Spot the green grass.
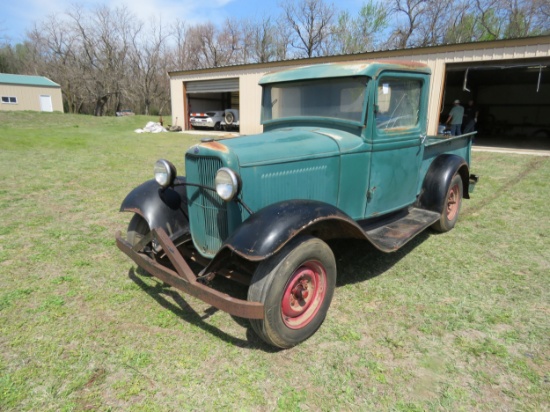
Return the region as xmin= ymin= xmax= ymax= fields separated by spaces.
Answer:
xmin=1 ymin=111 xmax=549 ymax=411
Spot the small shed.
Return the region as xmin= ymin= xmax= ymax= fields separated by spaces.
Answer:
xmin=0 ymin=73 xmax=64 ymax=112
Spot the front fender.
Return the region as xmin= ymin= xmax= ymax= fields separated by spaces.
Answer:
xmin=418 ymin=154 xmax=470 ymax=214
xmin=120 ymin=177 xmax=189 ymax=239
xmin=215 ymin=199 xmax=365 ymax=262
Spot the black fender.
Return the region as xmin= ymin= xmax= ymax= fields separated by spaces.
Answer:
xmin=120 ymin=177 xmax=189 ymax=240
xmin=210 ymin=200 xmax=366 ymax=267
xmin=418 ymin=154 xmax=470 ymax=214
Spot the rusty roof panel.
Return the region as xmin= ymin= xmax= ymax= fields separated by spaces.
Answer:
xmin=258 ymin=60 xmax=430 ymax=85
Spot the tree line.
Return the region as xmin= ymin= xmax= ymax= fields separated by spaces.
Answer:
xmin=1 ymin=0 xmax=548 ymax=116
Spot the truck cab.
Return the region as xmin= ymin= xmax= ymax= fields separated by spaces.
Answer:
xmin=116 ymin=60 xmax=477 ymax=348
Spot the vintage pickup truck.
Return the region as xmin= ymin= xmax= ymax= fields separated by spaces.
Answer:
xmin=116 ymin=60 xmax=478 ymax=348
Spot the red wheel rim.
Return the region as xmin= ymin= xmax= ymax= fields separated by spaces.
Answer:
xmin=446 ymin=183 xmax=460 ymax=221
xmin=281 ymin=261 xmax=327 ymax=329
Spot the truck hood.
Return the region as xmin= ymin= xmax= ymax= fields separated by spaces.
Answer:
xmin=220 ymin=127 xmax=362 ymax=167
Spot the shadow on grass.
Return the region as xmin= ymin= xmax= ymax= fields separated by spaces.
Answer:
xmin=127 ymin=268 xmax=280 ymax=353
xmin=330 ymin=230 xmax=431 ymax=287
xmin=126 ymin=230 xmax=433 ymax=350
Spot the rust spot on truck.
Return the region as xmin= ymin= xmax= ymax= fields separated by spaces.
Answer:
xmin=381 ymin=59 xmax=427 ymax=68
xmin=201 ymin=141 xmax=229 ymax=153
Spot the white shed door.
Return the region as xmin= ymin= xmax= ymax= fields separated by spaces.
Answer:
xmin=40 ymin=95 xmax=53 ymax=112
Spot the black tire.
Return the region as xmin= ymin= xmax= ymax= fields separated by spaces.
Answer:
xmin=432 ymin=174 xmax=463 ymax=233
xmin=248 ymin=236 xmax=336 ymax=348
xmin=214 ymin=122 xmax=221 ymax=131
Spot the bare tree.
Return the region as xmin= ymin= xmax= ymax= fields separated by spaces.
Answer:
xmin=130 ymin=17 xmax=171 ymax=115
xmin=473 ymin=0 xmax=548 ymax=40
xmin=65 ymin=5 xmax=141 ymax=116
xmin=330 ymin=0 xmax=389 ymax=54
xmin=183 ymin=21 xmax=241 ymax=69
xmin=387 ymin=0 xmax=429 ymax=48
xmin=0 ymin=42 xmax=32 ymax=74
xmin=219 ymin=18 xmax=243 ymax=65
xmin=274 ymin=16 xmax=293 ymax=61
xmin=474 ymin=0 xmax=504 ymax=39
xmin=444 ymin=9 xmax=482 ymax=43
xmin=280 ymin=0 xmax=336 ymax=58
xmin=501 ymin=0 xmax=543 ymax=37
xmin=537 ymin=0 xmax=550 ymax=25
xmin=242 ymin=16 xmax=279 ymax=63
xmin=168 ymin=18 xmax=191 ymax=70
xmin=414 ymin=0 xmax=457 ymax=46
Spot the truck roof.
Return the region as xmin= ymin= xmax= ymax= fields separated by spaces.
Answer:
xmin=259 ymin=60 xmax=431 ymax=85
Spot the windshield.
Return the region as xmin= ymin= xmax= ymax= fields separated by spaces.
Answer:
xmin=262 ymin=77 xmax=368 ymax=124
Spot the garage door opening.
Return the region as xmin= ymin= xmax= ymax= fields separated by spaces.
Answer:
xmin=441 ymin=59 xmax=550 ymax=150
xmin=184 ymin=78 xmax=239 ymax=132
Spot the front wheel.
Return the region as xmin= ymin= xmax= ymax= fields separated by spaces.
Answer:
xmin=127 ymin=214 xmax=151 ymax=250
xmin=127 ymin=214 xmax=156 ymax=275
xmin=432 ymin=173 xmax=463 ymax=232
xmin=248 ymin=236 xmax=336 ymax=349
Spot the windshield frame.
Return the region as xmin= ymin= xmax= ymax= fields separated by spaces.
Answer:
xmin=261 ymin=76 xmax=369 ymax=127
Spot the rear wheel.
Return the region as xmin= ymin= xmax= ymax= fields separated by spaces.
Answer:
xmin=432 ymin=174 xmax=463 ymax=232
xmin=248 ymin=236 xmax=336 ymax=349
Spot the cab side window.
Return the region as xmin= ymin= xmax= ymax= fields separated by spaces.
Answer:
xmin=376 ymin=78 xmax=422 ymax=130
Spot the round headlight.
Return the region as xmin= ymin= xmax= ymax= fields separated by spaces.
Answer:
xmin=154 ymin=159 xmax=176 ymax=188
xmin=215 ymin=168 xmax=239 ymax=201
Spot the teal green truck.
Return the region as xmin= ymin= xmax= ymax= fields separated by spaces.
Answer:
xmin=116 ymin=60 xmax=478 ymax=348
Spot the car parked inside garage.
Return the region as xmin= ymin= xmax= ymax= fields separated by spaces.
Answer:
xmin=190 ymin=111 xmax=225 ymax=130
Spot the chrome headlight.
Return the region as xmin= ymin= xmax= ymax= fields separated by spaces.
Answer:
xmin=215 ymin=168 xmax=239 ymax=201
xmin=154 ymin=159 xmax=176 ymax=188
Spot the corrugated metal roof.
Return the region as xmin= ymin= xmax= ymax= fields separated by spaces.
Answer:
xmin=0 ymin=73 xmax=60 ymax=88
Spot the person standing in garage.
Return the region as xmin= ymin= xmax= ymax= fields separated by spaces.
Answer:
xmin=446 ymin=99 xmax=465 ymax=136
xmin=462 ymin=100 xmax=479 ymax=134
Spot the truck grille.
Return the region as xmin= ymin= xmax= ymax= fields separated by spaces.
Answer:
xmin=185 ymin=155 xmax=228 ymax=257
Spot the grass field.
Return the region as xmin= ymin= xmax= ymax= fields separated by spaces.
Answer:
xmin=1 ymin=111 xmax=548 ymax=411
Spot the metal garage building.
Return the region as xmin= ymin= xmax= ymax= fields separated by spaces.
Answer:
xmin=0 ymin=74 xmax=64 ymax=113
xmin=169 ymin=35 xmax=550 ymax=148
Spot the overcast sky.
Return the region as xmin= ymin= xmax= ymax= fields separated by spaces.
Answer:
xmin=1 ymin=0 xmax=367 ymax=44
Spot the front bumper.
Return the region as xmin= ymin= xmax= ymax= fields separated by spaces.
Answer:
xmin=115 ymin=227 xmax=264 ymax=319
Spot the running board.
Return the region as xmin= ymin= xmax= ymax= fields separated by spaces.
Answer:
xmin=360 ymin=208 xmax=441 ymax=252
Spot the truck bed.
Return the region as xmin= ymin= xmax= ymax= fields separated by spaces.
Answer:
xmin=419 ymin=132 xmax=475 ymax=187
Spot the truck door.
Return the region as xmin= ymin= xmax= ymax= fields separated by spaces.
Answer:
xmin=365 ymin=73 xmax=428 ymax=217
